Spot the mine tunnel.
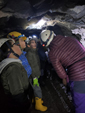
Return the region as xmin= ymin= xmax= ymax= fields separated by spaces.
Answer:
xmin=0 ymin=0 xmax=85 ymax=113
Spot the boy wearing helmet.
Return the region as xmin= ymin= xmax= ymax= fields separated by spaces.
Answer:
xmin=8 ymin=31 xmax=47 ymax=112
xmin=7 ymin=31 xmax=32 ymax=78
xmin=0 ymin=38 xmax=31 ymax=113
xmin=25 ymin=38 xmax=47 ymax=111
xmin=40 ymin=30 xmax=85 ymax=113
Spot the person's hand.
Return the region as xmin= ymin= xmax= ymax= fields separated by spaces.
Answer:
xmin=62 ymin=78 xmax=67 ymax=86
xmin=33 ymin=78 xmax=39 ymax=87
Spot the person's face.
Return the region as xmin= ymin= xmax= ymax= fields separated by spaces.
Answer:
xmin=19 ymin=38 xmax=26 ymax=49
xmin=30 ymin=40 xmax=37 ymax=49
xmin=11 ymin=41 xmax=22 ymax=56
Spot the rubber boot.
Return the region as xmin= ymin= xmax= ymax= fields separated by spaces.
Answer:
xmin=35 ymin=97 xmax=47 ymax=111
xmin=32 ymin=98 xmax=43 ymax=103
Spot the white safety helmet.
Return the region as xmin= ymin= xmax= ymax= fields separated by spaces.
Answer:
xmin=25 ymin=36 xmax=37 ymax=45
xmin=40 ymin=30 xmax=54 ymax=47
xmin=0 ymin=38 xmax=15 ymax=48
xmin=25 ymin=37 xmax=30 ymax=44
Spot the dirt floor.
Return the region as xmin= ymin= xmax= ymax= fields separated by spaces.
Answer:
xmin=31 ymin=70 xmax=75 ymax=113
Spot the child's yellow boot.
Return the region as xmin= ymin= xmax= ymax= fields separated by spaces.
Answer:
xmin=35 ymin=97 xmax=47 ymax=111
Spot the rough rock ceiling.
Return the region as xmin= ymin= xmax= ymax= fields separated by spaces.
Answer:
xmin=0 ymin=0 xmax=85 ymax=42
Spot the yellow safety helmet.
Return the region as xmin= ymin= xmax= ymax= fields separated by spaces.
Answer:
xmin=7 ymin=31 xmax=27 ymax=41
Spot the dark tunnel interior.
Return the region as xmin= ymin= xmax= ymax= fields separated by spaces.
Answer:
xmin=0 ymin=0 xmax=85 ymax=113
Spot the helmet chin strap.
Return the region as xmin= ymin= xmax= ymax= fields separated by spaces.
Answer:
xmin=6 ymin=42 xmax=19 ymax=58
xmin=13 ymin=52 xmax=19 ymax=58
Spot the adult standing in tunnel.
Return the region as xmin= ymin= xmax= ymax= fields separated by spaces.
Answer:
xmin=40 ymin=30 xmax=85 ymax=113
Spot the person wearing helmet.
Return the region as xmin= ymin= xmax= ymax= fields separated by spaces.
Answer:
xmin=0 ymin=38 xmax=31 ymax=113
xmin=40 ymin=30 xmax=85 ymax=113
xmin=25 ymin=37 xmax=47 ymax=86
xmin=24 ymin=38 xmax=47 ymax=112
xmin=7 ymin=31 xmax=32 ymax=78
xmin=7 ymin=31 xmax=27 ymax=45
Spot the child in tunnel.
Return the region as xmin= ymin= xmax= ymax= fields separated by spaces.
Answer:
xmin=0 ymin=38 xmax=31 ymax=113
xmin=37 ymin=39 xmax=47 ymax=86
xmin=7 ymin=31 xmax=47 ymax=112
xmin=24 ymin=37 xmax=48 ymax=112
xmin=7 ymin=31 xmax=32 ymax=79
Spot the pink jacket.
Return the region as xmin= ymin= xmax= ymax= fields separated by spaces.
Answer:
xmin=49 ymin=35 xmax=85 ymax=81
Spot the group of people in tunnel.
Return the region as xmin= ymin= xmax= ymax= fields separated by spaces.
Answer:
xmin=0 ymin=31 xmax=47 ymax=113
xmin=0 ymin=29 xmax=85 ymax=113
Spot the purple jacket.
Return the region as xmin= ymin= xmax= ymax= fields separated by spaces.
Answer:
xmin=49 ymin=35 xmax=85 ymax=81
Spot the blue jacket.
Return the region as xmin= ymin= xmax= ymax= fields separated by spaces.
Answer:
xmin=19 ymin=51 xmax=32 ymax=78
